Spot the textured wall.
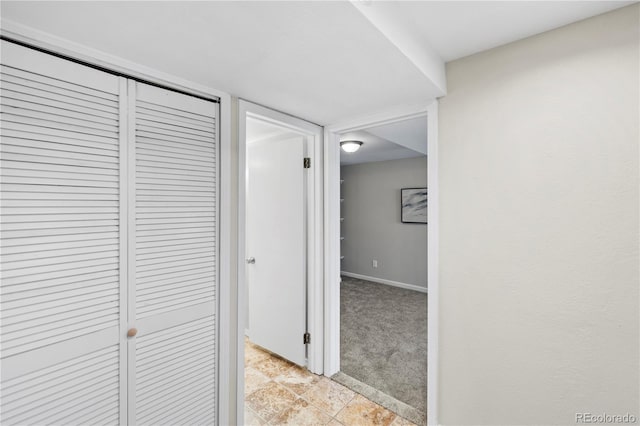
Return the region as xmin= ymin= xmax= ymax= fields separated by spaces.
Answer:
xmin=341 ymin=156 xmax=427 ymax=288
xmin=438 ymin=5 xmax=639 ymax=425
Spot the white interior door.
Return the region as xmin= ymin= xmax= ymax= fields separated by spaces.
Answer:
xmin=247 ymin=134 xmax=307 ymax=366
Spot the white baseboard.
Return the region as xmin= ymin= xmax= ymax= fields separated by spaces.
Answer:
xmin=340 ymin=271 xmax=427 ymax=293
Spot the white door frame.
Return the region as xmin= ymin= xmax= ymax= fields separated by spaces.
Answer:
xmin=237 ymin=100 xmax=324 ymax=426
xmin=0 ymin=21 xmax=234 ymax=426
xmin=324 ymin=101 xmax=439 ymax=426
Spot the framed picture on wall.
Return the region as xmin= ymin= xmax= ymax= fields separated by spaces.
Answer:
xmin=401 ymin=188 xmax=427 ymax=224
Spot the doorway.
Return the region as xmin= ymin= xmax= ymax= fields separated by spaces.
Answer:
xmin=337 ymin=116 xmax=428 ymax=424
xmin=324 ymin=103 xmax=440 ymax=426
xmin=237 ymin=100 xmax=324 ymax=425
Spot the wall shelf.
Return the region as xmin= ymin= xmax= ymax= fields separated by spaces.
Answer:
xmin=341 ymin=178 xmax=345 ymax=261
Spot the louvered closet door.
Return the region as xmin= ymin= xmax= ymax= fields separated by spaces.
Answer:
xmin=0 ymin=40 xmax=126 ymax=425
xmin=130 ymin=81 xmax=218 ymax=426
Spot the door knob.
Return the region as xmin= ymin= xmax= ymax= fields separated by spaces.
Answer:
xmin=246 ymin=257 xmax=255 ymax=264
xmin=127 ymin=328 xmax=138 ymax=337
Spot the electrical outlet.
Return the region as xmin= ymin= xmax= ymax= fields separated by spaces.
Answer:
xmin=372 ymin=260 xmax=378 ymax=268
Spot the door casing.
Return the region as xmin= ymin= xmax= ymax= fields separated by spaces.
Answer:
xmin=237 ymin=99 xmax=324 ymax=426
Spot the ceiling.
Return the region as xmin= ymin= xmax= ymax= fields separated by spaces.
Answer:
xmin=1 ymin=1 xmax=634 ymax=126
xmin=394 ymin=1 xmax=635 ymax=62
xmin=0 ymin=1 xmax=433 ymax=125
xmin=340 ymin=116 xmax=427 ymax=166
xmin=366 ymin=117 xmax=427 ymax=156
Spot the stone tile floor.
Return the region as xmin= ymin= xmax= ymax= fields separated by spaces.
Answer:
xmin=244 ymin=338 xmax=417 ymax=426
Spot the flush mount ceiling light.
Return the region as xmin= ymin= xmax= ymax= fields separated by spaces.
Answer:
xmin=340 ymin=140 xmax=363 ymax=153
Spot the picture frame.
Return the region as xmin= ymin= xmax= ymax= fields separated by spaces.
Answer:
xmin=401 ymin=187 xmax=427 ymax=224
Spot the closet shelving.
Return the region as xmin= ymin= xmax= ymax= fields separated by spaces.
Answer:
xmin=340 ymin=179 xmax=345 ymax=262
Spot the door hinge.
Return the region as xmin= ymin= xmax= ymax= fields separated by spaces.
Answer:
xmin=304 ymin=332 xmax=311 ymax=344
xmin=303 ymin=157 xmax=311 ymax=169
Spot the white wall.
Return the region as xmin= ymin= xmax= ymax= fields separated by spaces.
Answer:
xmin=438 ymin=5 xmax=639 ymax=425
xmin=340 ymin=156 xmax=427 ymax=289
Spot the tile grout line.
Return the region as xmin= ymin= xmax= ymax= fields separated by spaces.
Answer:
xmin=294 ymin=379 xmax=342 ymax=423
xmin=329 ymin=388 xmax=357 ymax=423
xmin=299 ymin=385 xmax=353 ymax=424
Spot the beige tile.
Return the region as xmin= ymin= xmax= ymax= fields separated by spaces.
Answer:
xmin=246 ymin=381 xmax=298 ymax=422
xmin=252 ymin=353 xmax=295 ymax=379
xmin=335 ymin=394 xmax=396 ymax=426
xmin=391 ymin=416 xmax=418 ymax=426
xmin=245 ymin=366 xmax=272 ymax=396
xmin=245 ymin=406 xmax=268 ymax=425
xmin=302 ymin=377 xmax=356 ymax=417
xmin=327 ymin=420 xmax=343 ymax=426
xmin=274 ymin=365 xmax=321 ymax=396
xmin=245 ymin=342 xmax=272 ymax=366
xmin=268 ymin=398 xmax=333 ymax=425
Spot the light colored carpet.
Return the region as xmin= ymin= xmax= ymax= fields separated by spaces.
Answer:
xmin=339 ymin=275 xmax=427 ymax=416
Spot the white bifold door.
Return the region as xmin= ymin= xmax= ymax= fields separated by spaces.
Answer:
xmin=0 ymin=40 xmax=219 ymax=425
xmin=130 ymin=81 xmax=218 ymax=426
